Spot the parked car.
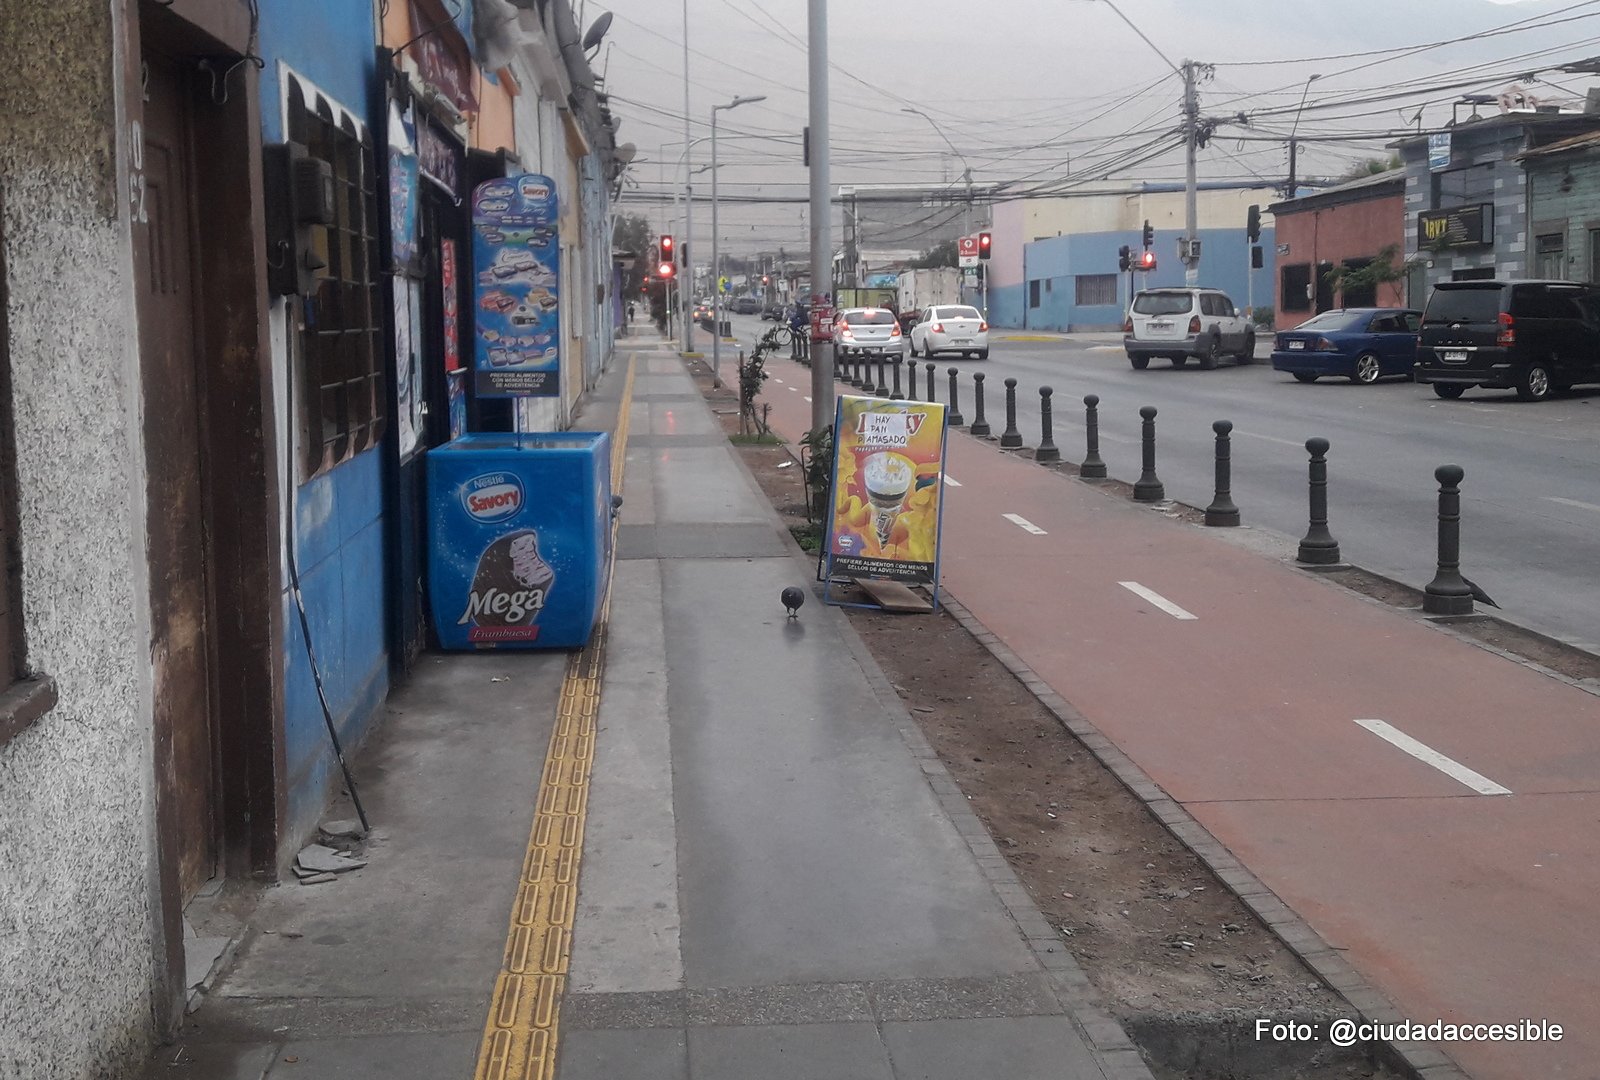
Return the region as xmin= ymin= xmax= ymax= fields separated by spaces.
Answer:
xmin=760 ymin=304 xmax=785 ymax=321
xmin=1415 ymin=279 xmax=1600 ymax=401
xmin=732 ymin=295 xmax=760 ymax=315
xmin=909 ymin=304 xmax=988 ymax=359
xmin=832 ymin=308 xmax=904 ymax=359
xmin=1124 ymin=287 xmax=1254 ymax=369
xmin=1270 ymin=308 xmax=1421 ymax=384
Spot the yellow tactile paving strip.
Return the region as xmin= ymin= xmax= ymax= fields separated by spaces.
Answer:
xmin=472 ymin=357 xmax=634 ymax=1080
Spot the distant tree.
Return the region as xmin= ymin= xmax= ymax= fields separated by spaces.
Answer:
xmin=614 ymin=212 xmax=652 ymax=294
xmin=1338 ymin=154 xmax=1403 ymax=181
xmin=908 ymin=239 xmax=958 ymax=269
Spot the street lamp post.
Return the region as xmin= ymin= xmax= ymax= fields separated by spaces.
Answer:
xmin=711 ymin=94 xmax=766 ymax=388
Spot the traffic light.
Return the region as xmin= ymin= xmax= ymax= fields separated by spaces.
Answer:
xmin=1138 ymin=250 xmax=1157 ymax=272
xmin=762 ymin=275 xmax=770 ymax=285
xmin=660 ymin=234 xmax=674 ymax=260
xmin=978 ymin=232 xmax=992 ymax=260
xmin=1118 ymin=245 xmax=1131 ymax=272
xmin=657 ymin=260 xmax=676 ymax=279
xmin=1246 ymin=205 xmax=1261 ymax=244
xmin=1251 ymin=245 xmax=1264 ymax=270
xmin=1142 ymin=220 xmax=1154 ymax=249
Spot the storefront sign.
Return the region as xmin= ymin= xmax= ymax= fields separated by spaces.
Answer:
xmin=1428 ymin=132 xmax=1452 ymax=172
xmin=441 ymin=237 xmax=461 ymax=372
xmin=472 ymin=174 xmax=561 ymax=397
xmin=823 ymin=396 xmax=949 ymax=586
xmin=1418 ymin=203 xmax=1493 ymax=250
xmin=418 ymin=121 xmax=459 ymax=196
xmin=407 ymin=5 xmax=478 ymax=115
xmin=809 ymin=293 xmax=835 ymax=343
xmin=387 ymin=101 xmax=420 ymax=270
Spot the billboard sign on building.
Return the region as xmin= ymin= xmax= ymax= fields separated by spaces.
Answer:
xmin=1428 ymin=132 xmax=1452 ymax=171
xmin=1418 ymin=204 xmax=1493 ymax=250
xmin=472 ymin=174 xmax=561 ymax=397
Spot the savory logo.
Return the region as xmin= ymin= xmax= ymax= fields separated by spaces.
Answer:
xmin=462 ymin=472 xmax=524 ymax=522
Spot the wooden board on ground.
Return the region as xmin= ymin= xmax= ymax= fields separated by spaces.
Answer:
xmin=854 ymin=578 xmax=932 ymax=613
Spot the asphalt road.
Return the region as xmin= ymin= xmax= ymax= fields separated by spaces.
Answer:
xmin=716 ymin=313 xmax=1600 ymax=648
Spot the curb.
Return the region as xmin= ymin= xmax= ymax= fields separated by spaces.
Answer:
xmin=934 ymin=590 xmax=1472 ymax=1080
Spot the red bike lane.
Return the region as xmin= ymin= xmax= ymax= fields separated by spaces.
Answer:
xmin=756 ymin=356 xmax=1600 ymax=1080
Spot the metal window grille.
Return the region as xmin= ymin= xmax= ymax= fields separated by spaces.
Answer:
xmin=1074 ymin=274 xmax=1117 ymax=306
xmin=1028 ymin=280 xmax=1041 ymax=308
xmin=288 ymin=82 xmax=385 ymax=479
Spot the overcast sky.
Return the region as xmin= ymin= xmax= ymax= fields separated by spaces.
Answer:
xmin=593 ymin=0 xmax=1597 ymax=258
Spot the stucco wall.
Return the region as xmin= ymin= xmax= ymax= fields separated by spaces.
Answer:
xmin=0 ymin=1 xmax=158 ymax=1077
xmin=1526 ymin=150 xmax=1600 ymax=282
xmin=1272 ymin=193 xmax=1406 ymax=330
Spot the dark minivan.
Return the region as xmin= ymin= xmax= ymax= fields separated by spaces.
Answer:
xmin=1415 ymin=280 xmax=1600 ymax=401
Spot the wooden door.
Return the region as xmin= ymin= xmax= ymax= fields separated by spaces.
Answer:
xmin=138 ymin=53 xmax=218 ymax=900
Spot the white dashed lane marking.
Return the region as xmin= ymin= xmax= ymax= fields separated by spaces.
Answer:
xmin=1118 ymin=581 xmax=1198 ymax=620
xmin=942 ymin=474 xmax=962 ymax=487
xmin=1354 ymin=719 xmax=1512 ymax=796
xmin=1548 ymin=496 xmax=1600 ymax=514
xmin=1003 ymin=513 xmax=1047 ymax=535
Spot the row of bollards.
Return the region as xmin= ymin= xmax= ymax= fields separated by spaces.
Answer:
xmin=814 ymin=348 xmax=1483 ymax=617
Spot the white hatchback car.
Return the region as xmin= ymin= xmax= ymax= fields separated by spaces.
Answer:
xmin=1123 ymin=287 xmax=1255 ymax=370
xmin=910 ymin=305 xmax=989 ymax=360
xmin=831 ymin=308 xmax=904 ymax=359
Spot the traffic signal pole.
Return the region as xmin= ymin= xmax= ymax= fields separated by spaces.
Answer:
xmin=807 ymin=0 xmax=832 ymax=434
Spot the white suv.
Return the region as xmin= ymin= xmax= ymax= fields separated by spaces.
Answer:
xmin=1124 ymin=288 xmax=1255 ymax=370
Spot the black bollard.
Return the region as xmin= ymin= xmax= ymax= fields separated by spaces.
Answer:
xmin=1079 ymin=394 xmax=1107 ymax=480
xmin=947 ymin=367 xmax=965 ymax=426
xmin=853 ymin=350 xmax=865 ymax=388
xmin=970 ymin=372 xmax=992 ymax=436
xmin=907 ymin=357 xmax=919 ymax=399
xmin=1423 ymin=464 xmax=1475 ymax=615
xmin=890 ymin=355 xmax=905 ymax=400
xmin=843 ymin=348 xmax=857 ymax=387
xmin=1205 ymin=421 xmax=1240 ymax=527
xmin=1296 ymin=437 xmax=1341 ymax=564
xmin=1133 ymin=406 xmax=1165 ymax=501
xmin=1036 ymin=387 xmax=1061 ymax=464
xmin=926 ymin=363 xmax=937 ymax=404
xmin=875 ymin=355 xmax=889 ymax=397
xmin=1000 ymin=378 xmax=1024 ymax=449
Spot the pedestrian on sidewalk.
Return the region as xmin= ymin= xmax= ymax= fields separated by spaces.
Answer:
xmin=627 ymin=300 xmax=635 ymax=323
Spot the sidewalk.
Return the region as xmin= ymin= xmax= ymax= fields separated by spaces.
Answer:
xmin=140 ymin=336 xmax=1149 ymax=1080
xmin=752 ymin=348 xmax=1600 ymax=1080
xmin=556 ymin=341 xmax=1147 ymax=1079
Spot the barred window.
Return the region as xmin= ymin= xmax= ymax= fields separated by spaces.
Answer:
xmin=287 ymin=80 xmax=385 ymax=479
xmin=1075 ymin=274 xmax=1117 ymax=306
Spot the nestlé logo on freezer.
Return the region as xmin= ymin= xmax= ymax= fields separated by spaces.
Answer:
xmin=463 ymin=472 xmax=524 ymax=522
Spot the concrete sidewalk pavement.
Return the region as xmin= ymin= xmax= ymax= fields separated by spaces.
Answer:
xmin=556 ymin=341 xmax=1149 ymax=1079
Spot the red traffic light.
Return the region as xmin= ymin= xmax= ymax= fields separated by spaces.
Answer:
xmin=1138 ymin=250 xmax=1157 ymax=271
xmin=657 ymin=261 xmax=676 ymax=278
xmin=660 ymin=234 xmax=674 ymax=254
xmin=978 ymin=231 xmax=992 ymax=259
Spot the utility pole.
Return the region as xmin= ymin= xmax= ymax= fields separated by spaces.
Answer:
xmin=1285 ymin=137 xmax=1298 ymax=200
xmin=1182 ymin=59 xmax=1200 ymax=286
xmin=680 ymin=0 xmax=693 ymax=353
xmin=807 ymin=0 xmax=832 ymax=433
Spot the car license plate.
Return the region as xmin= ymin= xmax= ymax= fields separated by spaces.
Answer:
xmin=1288 ymin=340 xmax=1305 ymax=350
xmin=952 ymin=337 xmax=972 ymax=345
xmin=1443 ymin=350 xmax=1468 ymax=363
xmin=1149 ymin=321 xmax=1171 ymax=330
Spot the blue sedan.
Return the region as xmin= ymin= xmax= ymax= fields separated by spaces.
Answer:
xmin=1271 ymin=308 xmax=1421 ymax=384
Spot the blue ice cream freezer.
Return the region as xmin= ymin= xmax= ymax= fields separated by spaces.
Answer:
xmin=427 ymin=432 xmax=613 ymax=650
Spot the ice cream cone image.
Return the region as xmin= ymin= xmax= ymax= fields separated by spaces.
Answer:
xmin=862 ymin=451 xmax=915 ymax=548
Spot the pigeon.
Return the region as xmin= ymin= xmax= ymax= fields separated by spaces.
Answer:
xmin=781 ymin=586 xmax=806 ymax=619
xmin=1462 ymin=575 xmax=1499 ymax=608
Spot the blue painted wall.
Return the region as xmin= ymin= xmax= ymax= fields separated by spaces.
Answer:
xmin=997 ymin=226 xmax=1278 ymax=331
xmin=256 ymin=0 xmax=391 ymax=849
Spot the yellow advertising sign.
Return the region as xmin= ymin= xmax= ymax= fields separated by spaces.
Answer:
xmin=825 ymin=395 xmax=949 ymax=585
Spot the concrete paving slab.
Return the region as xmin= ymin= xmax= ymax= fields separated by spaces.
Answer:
xmin=214 ymin=652 xmax=561 ymax=1001
xmin=263 ymin=1030 xmax=478 ymax=1078
xmin=556 ymin=1028 xmax=689 ymax=1080
xmin=650 ymin=447 xmax=772 ymax=526
xmin=139 ymin=1042 xmax=278 ymax=1080
xmin=662 ymin=556 xmax=1038 ymax=987
xmin=880 ymin=1016 xmax=1109 ymax=1080
xmin=632 ymin=372 xmax=699 ymax=397
xmin=687 ymin=1022 xmax=894 ymax=1080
